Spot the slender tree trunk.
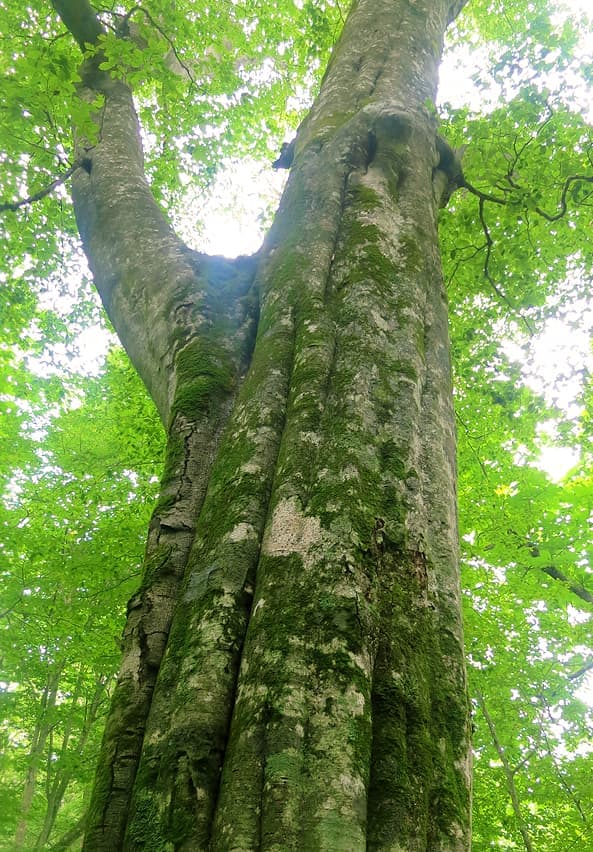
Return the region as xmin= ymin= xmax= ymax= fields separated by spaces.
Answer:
xmin=52 ymin=0 xmax=472 ymax=848
xmin=49 ymin=812 xmax=87 ymax=851
xmin=34 ymin=675 xmax=109 ymax=850
xmin=14 ymin=664 xmax=63 ymax=850
xmin=477 ymin=693 xmax=534 ymax=852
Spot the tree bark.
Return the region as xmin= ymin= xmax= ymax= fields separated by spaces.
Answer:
xmin=53 ymin=0 xmax=472 ymax=848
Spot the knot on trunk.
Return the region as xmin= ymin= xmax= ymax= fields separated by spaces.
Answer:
xmin=433 ymin=135 xmax=466 ymax=207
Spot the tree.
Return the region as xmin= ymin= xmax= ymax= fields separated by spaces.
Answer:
xmin=0 ymin=352 xmax=164 ymax=851
xmin=2 ymin=0 xmax=593 ymax=849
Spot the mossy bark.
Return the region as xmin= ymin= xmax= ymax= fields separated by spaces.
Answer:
xmin=54 ymin=0 xmax=472 ymax=849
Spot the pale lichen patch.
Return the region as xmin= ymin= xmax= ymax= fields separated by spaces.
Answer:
xmin=225 ymin=522 xmax=258 ymax=543
xmin=370 ymin=307 xmax=393 ymax=333
xmin=344 ymin=684 xmax=366 ymax=716
xmin=262 ymin=497 xmax=323 ymax=567
xmin=300 ymin=430 xmax=321 ymax=446
xmin=348 ymin=648 xmax=373 ymax=677
xmin=240 ymin=461 xmax=261 ymax=475
xmin=337 ymin=773 xmax=365 ymax=796
xmin=332 ymin=579 xmax=358 ymax=599
xmin=253 ymin=597 xmax=266 ymax=615
xmin=118 ymin=646 xmax=142 ymax=683
xmin=278 ymin=686 xmax=306 ymax=717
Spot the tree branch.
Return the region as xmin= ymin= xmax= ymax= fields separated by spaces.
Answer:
xmin=462 ymin=169 xmax=593 ymax=224
xmin=538 ymin=698 xmax=590 ymax=825
xmin=0 ymin=161 xmax=83 ymax=213
xmin=568 ymin=659 xmax=593 ymax=681
xmin=477 ymin=196 xmax=529 ymax=320
xmin=50 ymin=0 xmax=104 ymax=51
xmin=49 ymin=0 xmax=208 ymax=423
xmin=541 ymin=565 xmax=593 ymax=606
xmin=461 ymin=178 xmax=506 ymax=206
xmin=48 ymin=811 xmax=87 ymax=850
xmin=509 ymin=530 xmax=593 ymax=608
xmin=447 ymin=0 xmax=471 ymax=24
xmin=533 ymin=174 xmax=593 ymax=222
xmin=474 ymin=195 xmax=535 ymax=333
xmin=461 ymin=98 xmax=591 ymax=222
xmin=122 ymin=5 xmax=198 ymax=85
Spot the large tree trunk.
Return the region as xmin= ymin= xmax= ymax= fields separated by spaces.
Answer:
xmin=53 ymin=0 xmax=472 ymax=848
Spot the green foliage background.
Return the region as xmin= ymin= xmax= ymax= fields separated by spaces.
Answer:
xmin=1 ymin=0 xmax=593 ymax=847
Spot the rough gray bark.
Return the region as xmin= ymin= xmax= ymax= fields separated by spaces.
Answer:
xmin=53 ymin=0 xmax=472 ymax=848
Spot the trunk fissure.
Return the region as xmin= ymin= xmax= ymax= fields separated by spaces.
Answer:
xmin=84 ymin=399 xmax=234 ymax=849
xmin=122 ymin=282 xmax=298 ymax=848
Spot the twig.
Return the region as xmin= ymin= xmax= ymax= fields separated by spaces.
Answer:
xmin=462 ymin=178 xmax=506 ymax=206
xmin=476 ymin=195 xmax=535 ymax=334
xmin=533 ymin=174 xmax=593 ymax=221
xmin=463 ymin=168 xmax=593 ymax=224
xmin=0 ymin=161 xmax=83 ymax=213
xmin=121 ymin=4 xmax=197 ymax=86
xmin=477 ymin=691 xmax=535 ymax=852
xmin=334 ymin=0 xmax=346 ymax=25
xmin=541 ymin=564 xmax=593 ymax=606
xmin=568 ymin=659 xmax=593 ymax=681
xmin=455 ymin=410 xmax=489 ymax=479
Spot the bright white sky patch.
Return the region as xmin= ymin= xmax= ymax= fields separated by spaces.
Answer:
xmin=500 ymin=299 xmax=593 ymax=480
xmin=176 ymin=157 xmax=286 ymax=257
xmin=25 ymin=323 xmax=112 ymax=379
xmin=440 ymin=0 xmax=593 ymax=116
xmin=537 ymin=444 xmax=579 ymax=480
xmin=502 ymin=309 xmax=593 ymax=418
xmin=528 ymin=314 xmax=593 ymax=413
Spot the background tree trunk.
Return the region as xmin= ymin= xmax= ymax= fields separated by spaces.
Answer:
xmin=52 ymin=0 xmax=472 ymax=848
xmin=33 ymin=675 xmax=109 ymax=850
xmin=13 ymin=663 xmax=63 ymax=850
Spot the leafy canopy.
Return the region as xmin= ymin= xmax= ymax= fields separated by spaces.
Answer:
xmin=1 ymin=0 xmax=593 ymax=848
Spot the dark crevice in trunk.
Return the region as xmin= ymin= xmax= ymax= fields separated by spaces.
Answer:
xmin=121 ymin=277 xmax=298 ymax=847
xmin=206 ymin=558 xmax=270 ymax=845
xmin=206 ymin=311 xmax=299 ymax=844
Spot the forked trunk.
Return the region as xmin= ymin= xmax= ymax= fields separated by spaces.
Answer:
xmin=54 ymin=0 xmax=472 ymax=848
